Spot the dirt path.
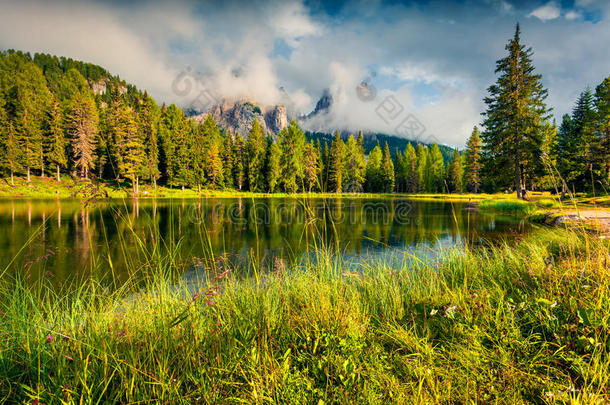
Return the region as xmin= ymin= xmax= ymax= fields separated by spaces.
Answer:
xmin=557 ymin=209 xmax=610 ymax=234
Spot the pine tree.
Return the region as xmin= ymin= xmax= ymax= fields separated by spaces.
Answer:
xmin=267 ymin=138 xmax=282 ymax=192
xmin=221 ymin=130 xmax=234 ymax=189
xmin=403 ymin=143 xmax=417 ymax=193
xmin=427 ymin=144 xmax=445 ymax=192
xmin=343 ymin=134 xmax=366 ymax=192
xmin=328 ymin=131 xmax=345 ymax=192
xmin=115 ymin=105 xmax=145 ymax=193
xmin=481 ymin=24 xmax=551 ymax=198
xmin=448 ymin=149 xmax=463 ymax=193
xmin=415 ymin=144 xmax=428 ymax=192
xmin=247 ymin=119 xmax=266 ymax=192
xmin=44 ymin=99 xmax=68 ymax=182
xmin=365 ymin=144 xmax=383 ymax=192
xmin=140 ymin=94 xmax=161 ymax=188
xmin=67 ymin=90 xmax=99 ymax=179
xmin=595 ymin=77 xmax=610 ymax=187
xmin=463 ymin=126 xmax=482 ymax=193
xmin=381 ymin=142 xmax=395 ymax=193
xmin=233 ymin=133 xmax=246 ymax=190
xmin=15 ymin=62 xmax=52 ymax=181
xmin=280 ymin=120 xmax=306 ymax=193
xmin=303 ymin=141 xmax=321 ymax=192
xmin=205 ymin=141 xmax=224 ymax=189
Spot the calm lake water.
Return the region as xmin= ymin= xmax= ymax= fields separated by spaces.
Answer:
xmin=0 ymin=198 xmax=532 ymax=288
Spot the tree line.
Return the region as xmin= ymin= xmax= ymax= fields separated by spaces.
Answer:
xmin=0 ymin=50 xmax=470 ymax=194
xmin=0 ymin=25 xmax=608 ymax=198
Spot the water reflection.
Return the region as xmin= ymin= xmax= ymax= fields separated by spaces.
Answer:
xmin=0 ymin=198 xmax=531 ymax=288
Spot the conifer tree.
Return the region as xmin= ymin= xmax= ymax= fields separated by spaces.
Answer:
xmin=381 ymin=141 xmax=395 ymax=193
xmin=427 ymin=144 xmax=445 ymax=192
xmin=67 ymin=90 xmax=99 ymax=179
xmin=464 ymin=126 xmax=482 ymax=193
xmin=365 ymin=144 xmax=383 ymax=192
xmin=415 ymin=144 xmax=428 ymax=192
xmin=481 ymin=24 xmax=551 ymax=198
xmin=303 ymin=141 xmax=321 ymax=192
xmin=448 ymin=149 xmax=463 ymax=193
xmin=595 ymin=77 xmax=610 ymax=186
xmin=205 ymin=141 xmax=224 ymax=189
xmin=247 ymin=119 xmax=266 ymax=192
xmin=403 ymin=143 xmax=417 ymax=193
xmin=140 ymin=95 xmax=161 ymax=188
xmin=15 ymin=62 xmax=51 ymax=181
xmin=267 ymin=138 xmax=282 ymax=192
xmin=343 ymin=134 xmax=366 ymax=192
xmin=115 ymin=105 xmax=145 ymax=193
xmin=328 ymin=131 xmax=345 ymax=192
xmin=233 ymin=133 xmax=246 ymax=190
xmin=280 ymin=120 xmax=306 ymax=193
xmin=44 ymin=99 xmax=67 ymax=182
xmin=221 ymin=130 xmax=234 ymax=189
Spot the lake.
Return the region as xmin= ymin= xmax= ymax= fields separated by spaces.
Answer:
xmin=0 ymin=197 xmax=532 ymax=288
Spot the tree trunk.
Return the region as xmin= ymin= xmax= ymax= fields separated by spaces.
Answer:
xmin=10 ymin=170 xmax=14 ymax=186
xmin=56 ymin=164 xmax=61 ymax=182
xmin=153 ymin=177 xmax=157 ymax=190
xmin=181 ymin=184 xmax=185 ymax=191
xmin=27 ymin=167 xmax=31 ymax=183
xmin=514 ymin=157 xmax=523 ymax=199
xmin=198 ymin=183 xmax=201 ymax=193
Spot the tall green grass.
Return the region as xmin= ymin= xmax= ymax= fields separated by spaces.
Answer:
xmin=0 ymin=225 xmax=608 ymax=403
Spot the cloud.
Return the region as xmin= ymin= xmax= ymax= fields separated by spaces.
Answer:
xmin=0 ymin=0 xmax=608 ymax=148
xmin=528 ymin=2 xmax=561 ymax=21
xmin=564 ymin=10 xmax=582 ymax=20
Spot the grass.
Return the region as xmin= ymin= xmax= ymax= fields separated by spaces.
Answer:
xmin=0 ymin=175 xmax=562 ymax=202
xmin=0 ymin=222 xmax=609 ymax=402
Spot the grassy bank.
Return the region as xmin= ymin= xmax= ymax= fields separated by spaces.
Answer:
xmin=0 ymin=176 xmax=563 ymax=203
xmin=1 ymin=227 xmax=609 ymax=403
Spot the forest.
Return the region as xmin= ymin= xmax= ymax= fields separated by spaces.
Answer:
xmin=0 ymin=25 xmax=608 ymax=198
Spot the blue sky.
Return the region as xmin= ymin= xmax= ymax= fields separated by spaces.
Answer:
xmin=0 ymin=0 xmax=608 ymax=146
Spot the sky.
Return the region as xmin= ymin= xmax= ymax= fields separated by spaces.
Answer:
xmin=0 ymin=0 xmax=608 ymax=147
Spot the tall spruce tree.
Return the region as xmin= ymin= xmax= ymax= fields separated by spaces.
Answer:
xmin=481 ymin=24 xmax=551 ymax=198
xmin=67 ymin=90 xmax=99 ymax=179
xmin=464 ymin=126 xmax=482 ymax=193
xmin=415 ymin=144 xmax=428 ymax=193
xmin=303 ymin=141 xmax=322 ymax=192
xmin=15 ymin=62 xmax=52 ymax=181
xmin=381 ymin=142 xmax=395 ymax=193
xmin=343 ymin=134 xmax=366 ymax=192
xmin=328 ymin=131 xmax=345 ymax=193
xmin=365 ymin=144 xmax=383 ymax=192
xmin=247 ymin=119 xmax=266 ymax=192
xmin=595 ymin=77 xmax=610 ymax=186
xmin=403 ymin=143 xmax=417 ymax=193
xmin=44 ymin=99 xmax=68 ymax=182
xmin=427 ymin=144 xmax=445 ymax=192
xmin=448 ymin=149 xmax=463 ymax=193
xmin=267 ymin=137 xmax=282 ymax=192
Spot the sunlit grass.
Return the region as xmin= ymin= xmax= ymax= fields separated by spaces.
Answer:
xmin=0 ymin=224 xmax=608 ymax=403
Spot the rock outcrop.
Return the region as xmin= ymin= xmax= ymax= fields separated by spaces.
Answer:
xmin=193 ymin=99 xmax=289 ymax=137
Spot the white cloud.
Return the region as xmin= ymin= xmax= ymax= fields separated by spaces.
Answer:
xmin=0 ymin=0 xmax=608 ymax=148
xmin=564 ymin=10 xmax=582 ymax=20
xmin=528 ymin=2 xmax=561 ymax=21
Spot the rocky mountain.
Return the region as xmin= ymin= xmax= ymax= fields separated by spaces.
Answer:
xmin=192 ymin=99 xmax=289 ymax=136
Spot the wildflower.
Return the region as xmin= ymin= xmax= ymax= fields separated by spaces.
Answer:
xmin=45 ymin=334 xmax=54 ymax=344
xmin=429 ymin=308 xmax=438 ymax=316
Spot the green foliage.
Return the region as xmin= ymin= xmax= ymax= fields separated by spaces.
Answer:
xmin=247 ymin=119 xmax=266 ymax=192
xmin=464 ymin=126 xmax=482 ymax=193
xmin=1 ymin=228 xmax=608 ymax=402
xmin=481 ymin=24 xmax=551 ymax=198
xmin=328 ymin=131 xmax=345 ymax=193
